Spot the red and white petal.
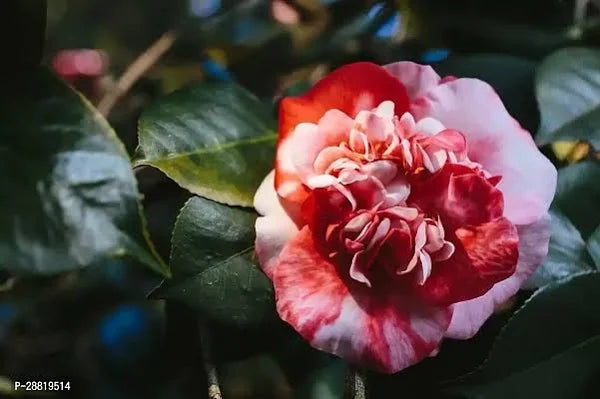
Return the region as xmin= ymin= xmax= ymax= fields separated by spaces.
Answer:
xmin=254 ymin=171 xmax=299 ymax=279
xmin=292 ymin=111 xmax=356 ymax=183
xmin=411 ymin=78 xmax=557 ymax=225
xmin=417 ymin=217 xmax=519 ymax=306
xmin=276 ymin=63 xmax=411 ymax=203
xmin=279 ymin=62 xmax=410 ymax=141
xmin=409 ymin=164 xmax=504 ymax=231
xmin=276 ymin=109 xmax=356 ymax=203
xmin=273 ymin=227 xmax=452 ymax=373
xmin=275 ymin=136 xmax=311 ymax=204
xmin=445 ymin=214 xmax=551 ymax=339
xmin=422 ymin=129 xmax=467 ymax=155
xmin=384 ymin=61 xmax=441 ymax=100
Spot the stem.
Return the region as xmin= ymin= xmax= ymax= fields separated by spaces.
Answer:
xmin=97 ymin=30 xmax=177 ymax=117
xmin=566 ymin=141 xmax=590 ymax=163
xmin=198 ymin=322 xmax=222 ymax=399
xmin=0 ymin=277 xmax=16 ymax=293
xmin=345 ymin=367 xmax=367 ymax=399
xmin=574 ymin=0 xmax=590 ymax=26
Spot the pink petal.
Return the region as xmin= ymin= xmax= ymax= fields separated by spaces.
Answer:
xmin=411 ymin=78 xmax=557 ymax=225
xmin=423 ymin=129 xmax=467 ymax=154
xmin=361 ymin=160 xmax=398 ymax=186
xmin=254 ymin=171 xmax=299 ymax=279
xmin=384 ymin=62 xmax=442 ymax=100
xmin=445 ymin=214 xmax=551 ymax=339
xmin=276 ymin=110 xmax=355 ymax=201
xmin=416 ymin=117 xmax=446 ymax=135
xmin=274 ymin=227 xmax=452 ymax=373
xmin=314 ymin=147 xmax=351 ymax=174
xmin=271 ymin=0 xmax=300 ymax=25
xmin=383 ymin=175 xmax=411 ymax=207
xmin=350 ymin=251 xmax=372 ymax=287
xmin=355 ymin=110 xmax=387 ymax=142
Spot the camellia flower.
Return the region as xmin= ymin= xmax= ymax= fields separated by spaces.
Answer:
xmin=254 ymin=62 xmax=556 ymax=373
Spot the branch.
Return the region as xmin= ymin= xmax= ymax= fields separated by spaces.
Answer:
xmin=574 ymin=0 xmax=590 ymax=25
xmin=345 ymin=367 xmax=367 ymax=399
xmin=97 ymin=30 xmax=177 ymax=117
xmin=198 ymin=322 xmax=222 ymax=399
xmin=0 ymin=277 xmax=16 ymax=293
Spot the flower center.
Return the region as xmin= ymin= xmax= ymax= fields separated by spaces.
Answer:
xmin=334 ymin=205 xmax=455 ymax=287
xmin=306 ymin=101 xmax=481 ymax=210
xmin=301 ymin=101 xmax=499 ymax=288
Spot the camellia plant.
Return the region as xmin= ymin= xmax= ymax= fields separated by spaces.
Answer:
xmin=2 ymin=1 xmax=600 ymax=398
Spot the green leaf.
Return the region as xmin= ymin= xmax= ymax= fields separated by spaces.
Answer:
xmin=0 ymin=69 xmax=168 ymax=277
xmin=587 ymin=225 xmax=600 ymax=269
xmin=448 ymin=272 xmax=600 ymax=399
xmin=536 ymin=47 xmax=600 ymax=148
xmin=152 ymin=196 xmax=275 ymax=328
xmin=135 ymin=83 xmax=277 ymax=207
xmin=526 ymin=208 xmax=592 ymax=287
xmin=553 ymin=160 xmax=600 ymax=239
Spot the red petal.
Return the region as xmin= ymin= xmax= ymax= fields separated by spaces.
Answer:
xmin=409 ymin=164 xmax=504 ymax=231
xmin=301 ymin=177 xmax=387 ymax=243
xmin=377 ymin=224 xmax=414 ymax=274
xmin=273 ymin=227 xmax=451 ymax=373
xmin=302 ymin=186 xmax=353 ymax=242
xmin=279 ymin=62 xmax=410 ymax=140
xmin=446 ymin=214 xmax=550 ymax=339
xmin=417 ymin=217 xmax=519 ymax=305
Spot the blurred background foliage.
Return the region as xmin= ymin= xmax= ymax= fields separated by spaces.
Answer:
xmin=1 ymin=0 xmax=600 ymax=398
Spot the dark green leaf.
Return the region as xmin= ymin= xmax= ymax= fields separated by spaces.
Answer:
xmin=272 ymin=331 xmax=349 ymax=399
xmin=553 ymin=160 xmax=600 ymax=238
xmin=448 ymin=272 xmax=600 ymax=399
xmin=587 ymin=225 xmax=600 ymax=269
xmin=295 ymin=357 xmax=346 ymax=399
xmin=526 ymin=208 xmax=592 ymax=288
xmin=0 ymin=69 xmax=168 ymax=276
xmin=135 ymin=83 xmax=277 ymax=207
xmin=153 ymin=196 xmax=274 ymax=328
xmin=536 ymin=47 xmax=600 ymax=148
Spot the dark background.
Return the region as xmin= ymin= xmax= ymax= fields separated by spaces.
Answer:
xmin=0 ymin=1 xmax=596 ymax=398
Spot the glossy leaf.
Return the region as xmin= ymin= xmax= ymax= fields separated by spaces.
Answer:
xmin=587 ymin=225 xmax=600 ymax=269
xmin=135 ymin=83 xmax=277 ymax=207
xmin=525 ymin=208 xmax=592 ymax=288
xmin=536 ymin=47 xmax=600 ymax=148
xmin=448 ymin=272 xmax=600 ymax=399
xmin=0 ymin=69 xmax=168 ymax=276
xmin=152 ymin=196 xmax=274 ymax=328
xmin=553 ymin=160 xmax=600 ymax=239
